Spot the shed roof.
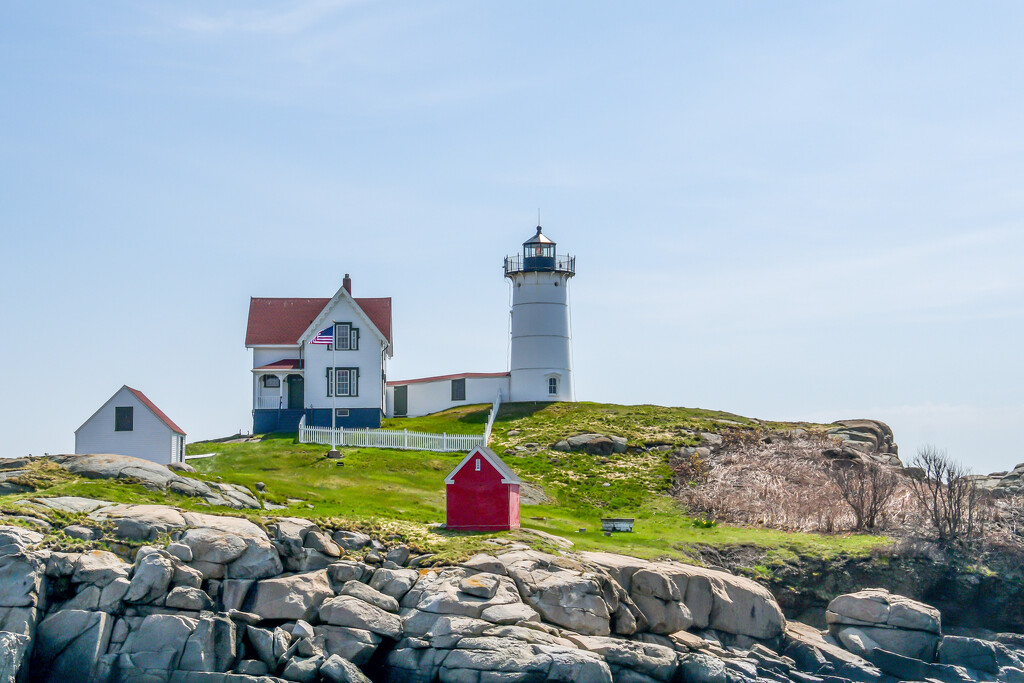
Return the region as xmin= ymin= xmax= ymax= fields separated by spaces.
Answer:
xmin=126 ymin=386 xmax=186 ymax=435
xmin=387 ymin=371 xmax=509 ymax=387
xmin=254 ymin=359 xmax=304 ymax=371
xmin=444 ymin=446 xmax=522 ymax=485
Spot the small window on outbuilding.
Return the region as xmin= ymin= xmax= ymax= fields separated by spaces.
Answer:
xmin=451 ymin=378 xmax=466 ymax=401
xmin=548 ymin=377 xmax=558 ymax=395
xmin=475 ymin=458 xmax=481 ymax=472
xmin=263 ymin=376 xmax=280 ymax=388
xmin=115 ymin=406 xmax=133 ymax=432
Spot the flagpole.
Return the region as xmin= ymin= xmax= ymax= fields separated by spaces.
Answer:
xmin=331 ymin=321 xmax=337 ymax=450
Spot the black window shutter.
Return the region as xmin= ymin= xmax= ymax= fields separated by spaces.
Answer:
xmin=326 ymin=367 xmax=332 ymax=397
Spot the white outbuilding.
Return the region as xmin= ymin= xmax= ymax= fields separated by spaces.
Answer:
xmin=74 ymin=385 xmax=186 ymax=464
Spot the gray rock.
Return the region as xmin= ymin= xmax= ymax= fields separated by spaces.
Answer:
xmin=320 ymin=596 xmax=403 ymax=639
xmin=245 ymin=626 xmax=276 ymax=668
xmin=501 ymin=552 xmax=612 ymax=635
xmin=677 ymin=652 xmax=727 ymax=683
xmin=73 ymin=550 xmax=130 ymax=587
xmin=314 ymin=626 xmax=382 ymax=667
xmin=221 ymin=579 xmax=254 ymax=612
xmin=0 ymin=554 xmax=44 ymax=609
xmin=167 ymin=542 xmax=194 ymax=562
xmin=98 ymin=577 xmax=131 ymax=612
xmin=62 ymin=524 xmax=99 ymax=541
xmin=328 ymin=561 xmax=373 ymax=586
xmin=168 ymin=461 xmax=197 ymax=473
xmin=281 ymin=654 xmax=325 ymax=683
xmin=124 ymin=552 xmax=174 ymax=604
xmin=0 ymin=631 xmax=30 ymax=683
xmin=332 ymin=530 xmax=371 ymax=551
xmin=50 ymin=454 xmax=259 ymax=508
xmin=120 ymin=614 xmax=198 ymax=666
xmin=0 ymin=526 xmax=43 ymax=549
xmin=234 ymin=660 xmax=269 ymax=676
xmin=182 ymin=527 xmax=248 ymax=565
xmin=32 ymin=610 xmax=113 ymax=683
xmin=459 ymin=573 xmax=500 ymax=599
xmin=401 ymin=567 xmax=522 ymax=621
xmin=385 ymin=546 xmax=410 ymax=566
xmin=0 ymin=606 xmax=38 ymax=636
xmin=568 ymin=635 xmax=679 ymax=682
xmin=320 ymin=654 xmax=371 ymax=683
xmin=166 ymin=586 xmax=215 ymax=611
xmin=292 ymin=619 xmax=315 ymax=640
xmin=479 ymin=603 xmax=540 ymax=625
xmin=460 ymin=554 xmax=507 ymax=576
xmin=304 ymin=531 xmax=342 ymax=558
xmin=248 ymin=569 xmax=333 ymax=621
xmin=369 ymin=567 xmax=419 ymax=601
xmin=340 ymin=580 xmax=400 ymax=613
xmin=938 ymin=635 xmax=1000 ymax=674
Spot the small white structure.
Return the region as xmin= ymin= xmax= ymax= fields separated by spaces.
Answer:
xmin=75 ymin=385 xmax=186 ymax=464
xmin=387 ymin=372 xmax=509 ymax=418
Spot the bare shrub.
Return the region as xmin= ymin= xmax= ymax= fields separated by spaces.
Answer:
xmin=908 ymin=446 xmax=991 ymax=543
xmin=828 ymin=460 xmax=901 ymax=531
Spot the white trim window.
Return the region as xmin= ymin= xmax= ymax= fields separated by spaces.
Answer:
xmin=333 ymin=323 xmax=359 ymax=351
xmin=327 ymin=367 xmax=359 ymax=397
xmin=548 ymin=377 xmax=558 ymax=395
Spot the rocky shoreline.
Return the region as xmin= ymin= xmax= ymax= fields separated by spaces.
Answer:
xmin=1 ymin=496 xmax=1023 ymax=683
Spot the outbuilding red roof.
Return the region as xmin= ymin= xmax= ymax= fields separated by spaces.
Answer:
xmin=126 ymin=386 xmax=185 ymax=435
xmin=387 ymin=371 xmax=509 ymax=387
xmin=245 ymin=296 xmax=392 ymax=346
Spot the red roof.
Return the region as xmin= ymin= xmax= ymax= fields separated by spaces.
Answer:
xmin=245 ymin=296 xmax=392 ymax=346
xmin=387 ymin=371 xmax=509 ymax=387
xmin=126 ymin=386 xmax=185 ymax=435
xmin=254 ymin=359 xmax=304 ymax=371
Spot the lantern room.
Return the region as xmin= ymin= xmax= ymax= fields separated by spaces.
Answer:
xmin=522 ymin=226 xmax=556 ymax=270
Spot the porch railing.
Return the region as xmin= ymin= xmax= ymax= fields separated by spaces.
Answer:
xmin=255 ymin=396 xmax=283 ymax=410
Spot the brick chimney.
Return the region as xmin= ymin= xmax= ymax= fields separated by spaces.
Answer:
xmin=343 ymin=274 xmax=352 ymax=294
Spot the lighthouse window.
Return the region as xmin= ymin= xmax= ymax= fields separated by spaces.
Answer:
xmin=451 ymin=378 xmax=466 ymax=401
xmin=548 ymin=377 xmax=558 ymax=395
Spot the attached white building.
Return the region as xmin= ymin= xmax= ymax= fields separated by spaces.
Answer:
xmin=386 ymin=225 xmax=575 ymax=417
xmin=245 ymin=275 xmax=393 ymax=432
xmin=75 ymin=385 xmax=186 ymax=464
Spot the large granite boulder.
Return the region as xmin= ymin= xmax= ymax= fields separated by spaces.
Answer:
xmin=32 ymin=609 xmax=113 ymax=683
xmin=827 ymin=588 xmax=940 ymax=661
xmin=0 ymin=631 xmax=30 ymax=683
xmin=400 ymin=567 xmax=522 ymax=620
xmin=48 ymin=454 xmax=259 ymax=508
xmin=247 ymin=569 xmax=333 ymax=621
xmin=582 ymin=552 xmax=785 ymax=639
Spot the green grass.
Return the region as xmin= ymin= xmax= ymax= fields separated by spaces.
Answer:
xmin=173 ymin=402 xmax=887 ymax=564
xmin=1 ymin=401 xmax=885 ymax=565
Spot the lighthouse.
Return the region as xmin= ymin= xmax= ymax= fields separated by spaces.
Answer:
xmin=504 ymin=225 xmax=576 ymax=402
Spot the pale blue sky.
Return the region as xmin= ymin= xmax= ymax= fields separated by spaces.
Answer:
xmin=2 ymin=2 xmax=1023 ymax=473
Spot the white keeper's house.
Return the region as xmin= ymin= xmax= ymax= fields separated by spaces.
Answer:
xmin=75 ymin=385 xmax=186 ymax=464
xmin=245 ymin=275 xmax=393 ymax=432
xmin=245 ymin=225 xmax=574 ymax=433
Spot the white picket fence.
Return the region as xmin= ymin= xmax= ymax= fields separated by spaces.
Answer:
xmin=298 ymin=393 xmax=503 ymax=453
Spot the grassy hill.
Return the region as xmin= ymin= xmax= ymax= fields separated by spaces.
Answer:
xmin=177 ymin=402 xmax=887 ymax=563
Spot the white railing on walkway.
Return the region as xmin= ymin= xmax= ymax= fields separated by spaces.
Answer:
xmin=483 ymin=392 xmax=502 ymax=445
xmin=298 ymin=394 xmax=503 ymax=453
xmin=255 ymin=396 xmax=282 ymax=410
xmin=299 ymin=416 xmax=485 ymax=452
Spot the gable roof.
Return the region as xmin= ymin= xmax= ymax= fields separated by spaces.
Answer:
xmin=75 ymin=385 xmax=185 ymax=436
xmin=246 ymin=294 xmax=392 ymax=347
xmin=296 ymin=285 xmax=393 ymax=358
xmin=126 ymin=386 xmax=186 ymax=435
xmin=444 ymin=446 xmax=523 ymax=485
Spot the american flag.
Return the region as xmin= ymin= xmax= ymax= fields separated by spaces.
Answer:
xmin=310 ymin=325 xmax=333 ymax=345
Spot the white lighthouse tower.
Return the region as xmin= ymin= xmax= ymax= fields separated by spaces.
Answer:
xmin=504 ymin=225 xmax=576 ymax=403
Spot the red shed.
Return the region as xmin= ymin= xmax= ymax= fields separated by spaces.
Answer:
xmin=445 ymin=446 xmax=522 ymax=531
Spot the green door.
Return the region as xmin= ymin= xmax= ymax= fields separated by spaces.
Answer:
xmin=287 ymin=375 xmax=304 ymax=410
xmin=394 ymin=385 xmax=408 ymax=417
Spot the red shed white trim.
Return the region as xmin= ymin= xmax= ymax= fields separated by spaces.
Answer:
xmin=444 ymin=446 xmax=523 ymax=485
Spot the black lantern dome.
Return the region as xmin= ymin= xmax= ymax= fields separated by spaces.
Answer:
xmin=504 ymin=224 xmax=575 ymax=277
